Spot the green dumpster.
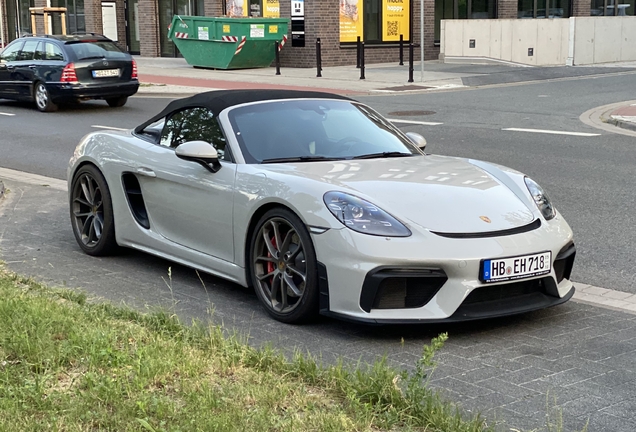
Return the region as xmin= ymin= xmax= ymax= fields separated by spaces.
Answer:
xmin=168 ymin=15 xmax=289 ymax=69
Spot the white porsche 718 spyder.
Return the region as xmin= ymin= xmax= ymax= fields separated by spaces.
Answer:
xmin=68 ymin=90 xmax=576 ymax=324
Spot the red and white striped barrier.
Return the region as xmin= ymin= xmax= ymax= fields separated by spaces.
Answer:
xmin=234 ymin=36 xmax=247 ymax=55
xmin=174 ymin=32 xmax=189 ymax=39
xmin=221 ymin=36 xmax=239 ymax=42
xmin=278 ymin=35 xmax=287 ymax=51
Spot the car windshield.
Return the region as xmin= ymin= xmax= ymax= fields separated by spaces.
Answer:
xmin=227 ymin=99 xmax=421 ymax=163
xmin=66 ymin=40 xmax=128 ymax=60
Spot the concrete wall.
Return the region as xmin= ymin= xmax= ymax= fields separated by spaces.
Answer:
xmin=441 ymin=18 xmax=569 ymax=66
xmin=441 ymin=16 xmax=636 ymax=66
xmin=573 ymin=17 xmax=636 ymax=64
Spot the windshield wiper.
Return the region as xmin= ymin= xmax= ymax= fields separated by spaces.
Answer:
xmin=261 ymin=156 xmax=344 ymax=164
xmin=352 ymin=151 xmax=415 ymax=160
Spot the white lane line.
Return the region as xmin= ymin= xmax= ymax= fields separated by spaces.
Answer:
xmin=91 ymin=125 xmax=129 ymax=131
xmin=502 ymin=127 xmax=600 ymax=137
xmin=388 ymin=119 xmax=443 ymax=126
xmin=0 ymin=112 xmax=16 ymax=116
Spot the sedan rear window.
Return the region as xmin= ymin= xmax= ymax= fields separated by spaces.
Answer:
xmin=66 ymin=41 xmax=128 ymax=60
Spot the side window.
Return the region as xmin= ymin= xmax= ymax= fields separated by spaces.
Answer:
xmin=34 ymin=42 xmax=45 ymax=60
xmin=44 ymin=43 xmax=65 ymax=61
xmin=17 ymin=40 xmax=39 ymax=61
xmin=0 ymin=41 xmax=24 ymax=62
xmin=160 ymin=107 xmax=229 ymax=161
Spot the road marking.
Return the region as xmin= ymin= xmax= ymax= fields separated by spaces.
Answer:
xmin=388 ymin=119 xmax=443 ymax=126
xmin=91 ymin=125 xmax=129 ymax=131
xmin=502 ymin=127 xmax=601 ymax=137
xmin=0 ymin=112 xmax=16 ymax=116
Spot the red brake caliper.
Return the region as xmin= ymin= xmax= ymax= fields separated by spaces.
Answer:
xmin=266 ymin=236 xmax=276 ymax=282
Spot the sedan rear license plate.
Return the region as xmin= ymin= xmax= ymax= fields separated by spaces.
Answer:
xmin=481 ymin=251 xmax=551 ymax=283
xmin=92 ymin=69 xmax=120 ymax=78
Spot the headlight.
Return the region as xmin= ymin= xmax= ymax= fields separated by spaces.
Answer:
xmin=524 ymin=177 xmax=556 ymax=220
xmin=323 ymin=191 xmax=411 ymax=237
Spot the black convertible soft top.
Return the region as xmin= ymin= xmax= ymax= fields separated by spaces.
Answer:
xmin=134 ymin=89 xmax=354 ymax=133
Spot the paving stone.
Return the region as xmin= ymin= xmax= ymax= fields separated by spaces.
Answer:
xmin=478 ymin=377 xmax=540 ymax=399
xmin=429 ymin=376 xmax=495 ymax=399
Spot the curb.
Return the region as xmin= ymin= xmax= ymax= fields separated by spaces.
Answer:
xmin=606 ymin=118 xmax=636 ymax=132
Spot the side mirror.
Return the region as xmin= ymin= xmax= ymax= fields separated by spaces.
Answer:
xmin=175 ymin=140 xmax=222 ymax=173
xmin=406 ymin=132 xmax=427 ymax=151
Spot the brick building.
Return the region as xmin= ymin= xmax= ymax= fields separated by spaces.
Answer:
xmin=1 ymin=0 xmax=633 ymax=66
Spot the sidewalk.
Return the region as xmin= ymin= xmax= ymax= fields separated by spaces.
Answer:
xmin=135 ymin=57 xmax=473 ymax=96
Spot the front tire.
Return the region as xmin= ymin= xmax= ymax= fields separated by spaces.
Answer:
xmin=70 ymin=165 xmax=118 ymax=256
xmin=34 ymin=82 xmax=58 ymax=112
xmin=249 ymin=208 xmax=319 ymax=324
xmin=106 ymin=96 xmax=128 ymax=107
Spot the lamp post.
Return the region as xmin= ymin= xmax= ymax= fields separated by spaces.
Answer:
xmin=420 ymin=0 xmax=424 ymax=81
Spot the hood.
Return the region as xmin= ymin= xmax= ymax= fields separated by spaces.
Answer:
xmin=262 ymin=155 xmax=535 ymax=234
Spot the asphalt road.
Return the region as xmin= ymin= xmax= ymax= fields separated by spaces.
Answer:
xmin=2 ymin=71 xmax=636 ymax=432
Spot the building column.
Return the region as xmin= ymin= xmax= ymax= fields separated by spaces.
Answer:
xmin=497 ymin=0 xmax=518 ymax=18
xmin=204 ymin=0 xmax=223 ymax=16
xmin=572 ymin=0 xmax=591 ymax=16
xmin=85 ymin=0 xmax=103 ymax=35
xmin=138 ymin=0 xmax=159 ymax=56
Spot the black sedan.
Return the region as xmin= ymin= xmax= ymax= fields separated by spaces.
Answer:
xmin=0 ymin=34 xmax=139 ymax=112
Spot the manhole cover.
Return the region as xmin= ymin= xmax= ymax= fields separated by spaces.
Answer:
xmin=388 ymin=110 xmax=436 ymax=116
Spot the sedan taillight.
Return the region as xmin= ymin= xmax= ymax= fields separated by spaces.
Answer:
xmin=61 ymin=63 xmax=78 ymax=83
xmin=131 ymin=59 xmax=138 ymax=79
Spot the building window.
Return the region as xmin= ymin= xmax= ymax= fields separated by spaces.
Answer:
xmin=339 ymin=0 xmax=411 ymax=44
xmin=434 ymin=0 xmax=495 ymax=42
xmin=51 ymin=0 xmax=86 ymax=34
xmin=591 ymin=0 xmax=635 ymax=15
xmin=518 ymin=0 xmax=570 ymax=18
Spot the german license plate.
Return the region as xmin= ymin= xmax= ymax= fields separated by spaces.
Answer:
xmin=481 ymin=251 xmax=551 ymax=283
xmin=92 ymin=69 xmax=120 ymax=78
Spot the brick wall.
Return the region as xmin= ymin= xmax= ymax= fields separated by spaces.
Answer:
xmin=1 ymin=0 xmax=8 ymax=44
xmin=139 ymin=0 xmax=160 ymax=56
xmin=498 ymin=0 xmax=518 ymax=18
xmin=572 ymin=0 xmax=591 ymax=16
xmin=277 ymin=0 xmax=437 ymax=68
xmin=85 ymin=0 xmax=104 ymax=36
xmin=115 ymin=0 xmax=127 ymax=50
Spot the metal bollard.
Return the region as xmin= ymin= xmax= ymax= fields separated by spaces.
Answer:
xmin=356 ymin=36 xmax=361 ymax=68
xmin=408 ymin=43 xmax=414 ymax=83
xmin=360 ymin=41 xmax=365 ymax=80
xmin=399 ymin=34 xmax=404 ymax=66
xmin=275 ymin=41 xmax=281 ymax=75
xmin=316 ymin=38 xmax=322 ymax=78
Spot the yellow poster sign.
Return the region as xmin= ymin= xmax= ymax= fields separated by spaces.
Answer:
xmin=339 ymin=0 xmax=363 ymax=42
xmin=382 ymin=0 xmax=409 ymax=41
xmin=227 ymin=0 xmax=247 ymax=17
xmin=263 ymin=0 xmax=280 ymax=17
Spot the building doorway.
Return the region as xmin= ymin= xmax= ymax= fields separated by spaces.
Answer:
xmin=125 ymin=0 xmax=140 ymax=54
xmin=158 ymin=0 xmax=203 ymax=57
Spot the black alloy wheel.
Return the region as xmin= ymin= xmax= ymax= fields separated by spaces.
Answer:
xmin=106 ymin=96 xmax=128 ymax=108
xmin=250 ymin=208 xmax=319 ymax=324
xmin=70 ymin=165 xmax=118 ymax=256
xmin=34 ymin=82 xmax=58 ymax=112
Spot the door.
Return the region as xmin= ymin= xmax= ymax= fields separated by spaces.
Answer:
xmin=158 ymin=0 xmax=196 ymax=57
xmin=135 ymin=107 xmax=237 ymax=262
xmin=0 ymin=40 xmax=25 ymax=98
xmin=125 ymin=0 xmax=140 ymax=54
xmin=13 ymin=39 xmax=41 ymax=99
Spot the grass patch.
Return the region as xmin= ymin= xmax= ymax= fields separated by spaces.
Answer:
xmin=0 ymin=266 xmax=496 ymax=431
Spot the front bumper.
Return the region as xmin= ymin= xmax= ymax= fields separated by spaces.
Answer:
xmin=313 ymin=214 xmax=575 ymax=324
xmin=47 ymin=80 xmax=140 ymax=103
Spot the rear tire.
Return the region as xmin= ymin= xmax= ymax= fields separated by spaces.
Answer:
xmin=34 ymin=82 xmax=58 ymax=112
xmin=106 ymin=96 xmax=128 ymax=108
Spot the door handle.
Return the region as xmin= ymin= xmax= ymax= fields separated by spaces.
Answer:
xmin=136 ymin=167 xmax=156 ymax=178
xmin=6 ymin=65 xmax=14 ymax=70
xmin=28 ymin=65 xmax=37 ymax=69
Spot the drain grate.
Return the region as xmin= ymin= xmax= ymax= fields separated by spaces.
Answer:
xmin=388 ymin=110 xmax=436 ymax=116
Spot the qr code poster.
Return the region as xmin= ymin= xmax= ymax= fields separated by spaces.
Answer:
xmin=382 ymin=0 xmax=410 ymax=41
